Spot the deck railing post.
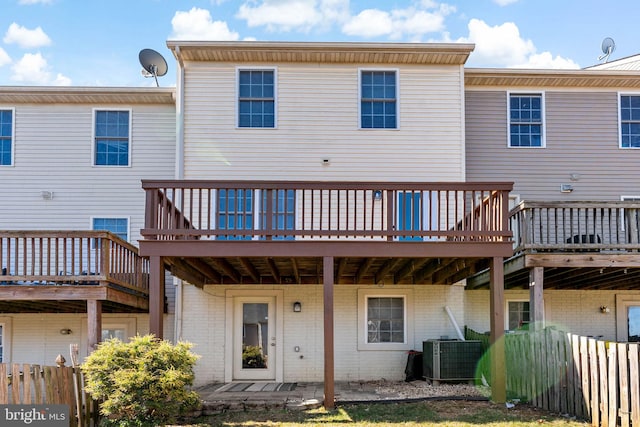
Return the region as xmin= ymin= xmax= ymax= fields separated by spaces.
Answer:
xmin=100 ymin=236 xmax=111 ymax=281
xmin=266 ymin=188 xmax=273 ymax=240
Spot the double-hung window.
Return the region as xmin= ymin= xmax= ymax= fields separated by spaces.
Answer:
xmin=509 ymin=93 xmax=544 ymax=147
xmin=94 ymin=110 xmax=131 ymax=166
xmin=238 ymin=69 xmax=275 ymax=128
xmin=0 ymin=109 xmax=13 ymax=166
xmin=360 ymin=70 xmax=397 ymax=129
xmin=620 ymin=95 xmax=640 ymax=148
xmin=358 ymin=289 xmax=413 ymax=350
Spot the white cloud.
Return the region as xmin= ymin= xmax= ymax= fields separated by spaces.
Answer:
xmin=343 ymin=4 xmax=451 ymax=39
xmin=342 ymin=9 xmax=392 ymax=38
xmin=18 ymin=0 xmax=53 ymax=4
xmin=459 ymin=19 xmax=579 ymax=69
xmin=237 ymin=0 xmax=323 ymax=32
xmin=458 ymin=19 xmax=534 ymax=66
xmin=53 ymin=73 xmax=72 ymax=86
xmin=170 ymin=7 xmax=240 ymax=40
xmin=514 ymin=52 xmax=579 ymax=69
xmin=493 ymin=0 xmax=519 ymax=5
xmin=3 ymin=23 xmax=52 ymax=49
xmin=9 ymin=52 xmax=70 ymax=85
xmin=0 ymin=47 xmax=10 ymax=67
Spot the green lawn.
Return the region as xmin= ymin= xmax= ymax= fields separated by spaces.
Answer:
xmin=186 ymin=400 xmax=589 ymax=426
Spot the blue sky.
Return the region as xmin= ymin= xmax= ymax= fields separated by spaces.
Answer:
xmin=0 ymin=0 xmax=638 ymax=87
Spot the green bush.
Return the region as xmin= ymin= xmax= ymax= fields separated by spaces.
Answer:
xmin=82 ymin=334 xmax=201 ymax=427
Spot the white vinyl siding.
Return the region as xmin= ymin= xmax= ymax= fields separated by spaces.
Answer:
xmin=182 ymin=62 xmax=466 ymax=182
xmin=0 ymin=103 xmax=175 ymax=244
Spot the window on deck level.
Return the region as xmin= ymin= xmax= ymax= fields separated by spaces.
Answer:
xmin=0 ymin=109 xmax=13 ymax=166
xmin=509 ymin=94 xmax=544 ymax=147
xmin=238 ymin=70 xmax=275 ymax=128
xmin=620 ymin=95 xmax=640 ymax=148
xmin=92 ymin=217 xmax=129 ymax=242
xmin=259 ymin=189 xmax=295 ymax=240
xmin=94 ymin=110 xmax=130 ymax=166
xmin=217 ymin=189 xmax=255 ymax=240
xmin=360 ymin=70 xmax=397 ymax=129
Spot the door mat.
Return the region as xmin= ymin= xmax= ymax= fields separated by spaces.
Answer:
xmin=222 ymin=382 xmax=297 ymax=392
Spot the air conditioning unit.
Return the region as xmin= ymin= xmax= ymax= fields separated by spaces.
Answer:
xmin=423 ymin=339 xmax=483 ymax=384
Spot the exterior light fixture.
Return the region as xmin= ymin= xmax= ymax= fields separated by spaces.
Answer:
xmin=60 ymin=328 xmax=72 ymax=335
xmin=293 ymin=301 xmax=302 ymax=312
xmin=373 ymin=190 xmax=383 ymax=200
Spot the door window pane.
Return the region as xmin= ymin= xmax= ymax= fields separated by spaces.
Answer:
xmin=242 ymin=303 xmax=269 ymax=369
xmin=628 ymin=306 xmax=640 ymax=342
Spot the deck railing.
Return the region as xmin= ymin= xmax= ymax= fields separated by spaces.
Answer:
xmin=510 ymin=201 xmax=640 ymax=254
xmin=0 ymin=231 xmax=149 ymax=295
xmin=141 ymin=180 xmax=513 ymax=242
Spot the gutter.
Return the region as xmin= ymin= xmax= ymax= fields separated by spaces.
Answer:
xmin=173 ymin=46 xmax=185 ymax=342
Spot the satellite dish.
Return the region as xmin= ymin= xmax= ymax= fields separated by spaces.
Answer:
xmin=138 ymin=48 xmax=168 ymax=87
xmin=598 ymin=37 xmax=616 ymax=63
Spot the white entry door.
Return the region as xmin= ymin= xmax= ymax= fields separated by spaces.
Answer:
xmin=233 ymin=297 xmax=277 ymax=380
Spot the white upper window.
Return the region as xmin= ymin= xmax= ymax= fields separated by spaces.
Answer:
xmin=237 ymin=69 xmax=276 ymax=128
xmin=620 ymin=94 xmax=640 ymax=148
xmin=93 ymin=109 xmax=132 ymax=166
xmin=0 ymin=109 xmax=14 ymax=166
xmin=508 ymin=93 xmax=545 ymax=148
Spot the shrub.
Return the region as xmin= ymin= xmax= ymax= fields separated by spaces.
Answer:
xmin=82 ymin=334 xmax=200 ymax=427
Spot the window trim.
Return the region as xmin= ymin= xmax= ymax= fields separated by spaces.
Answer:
xmin=0 ymin=107 xmax=15 ymax=167
xmin=505 ymin=299 xmax=530 ymax=331
xmin=236 ymin=67 xmax=278 ymax=129
xmin=618 ymin=92 xmax=640 ymax=149
xmin=0 ymin=317 xmax=13 ymax=364
xmin=90 ymin=216 xmax=131 ymax=243
xmin=358 ymin=288 xmax=413 ymax=351
xmin=91 ymin=108 xmax=132 ymax=167
xmin=507 ymin=91 xmax=546 ymax=148
xmin=358 ymin=68 xmax=400 ymax=130
xmin=615 ymin=295 xmax=640 ymax=341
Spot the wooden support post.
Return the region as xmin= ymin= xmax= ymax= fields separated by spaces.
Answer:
xmin=87 ymin=299 xmax=102 ymax=354
xmin=149 ymin=256 xmax=165 ymax=339
xmin=490 ymin=256 xmax=506 ymax=403
xmin=323 ymin=256 xmax=335 ymax=409
xmin=529 ymin=267 xmax=544 ymax=330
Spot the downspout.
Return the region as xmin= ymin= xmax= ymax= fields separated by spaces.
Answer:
xmin=175 ymin=45 xmax=185 ymax=181
xmin=174 ymin=45 xmax=185 ymax=342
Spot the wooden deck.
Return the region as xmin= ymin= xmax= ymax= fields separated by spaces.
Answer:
xmin=467 ymin=201 xmax=640 ymax=290
xmin=139 ymin=180 xmax=514 ymax=287
xmin=0 ymin=231 xmax=149 ymax=312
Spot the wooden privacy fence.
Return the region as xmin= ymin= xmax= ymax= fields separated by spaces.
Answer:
xmin=0 ymin=363 xmax=99 ymax=427
xmin=480 ymin=327 xmax=640 ymax=427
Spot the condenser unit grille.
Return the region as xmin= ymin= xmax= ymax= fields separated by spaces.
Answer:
xmin=423 ymin=340 xmax=483 ymax=382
